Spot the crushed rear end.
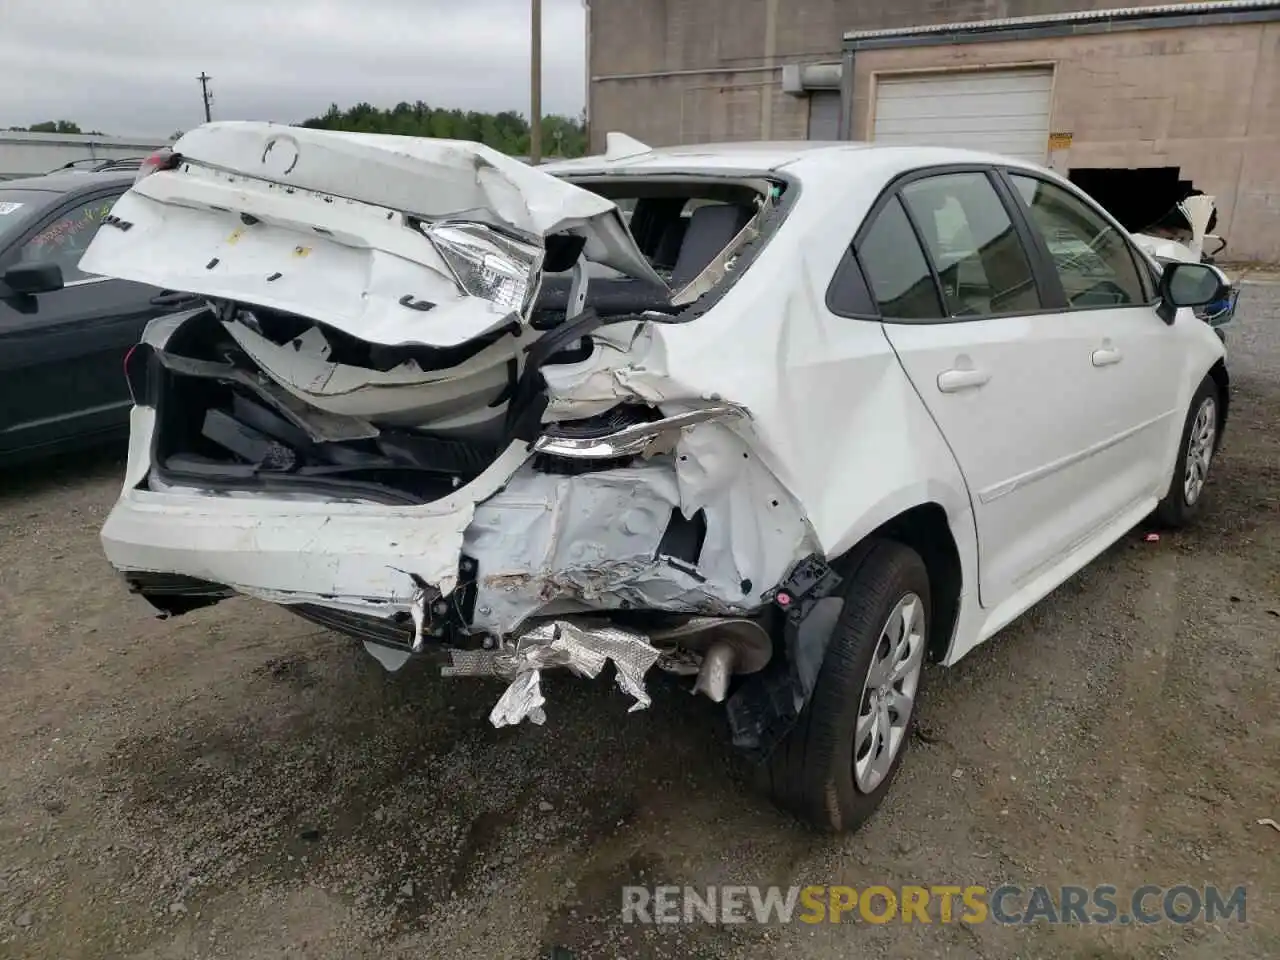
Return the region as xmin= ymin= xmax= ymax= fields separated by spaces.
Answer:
xmin=87 ymin=122 xmax=825 ymax=736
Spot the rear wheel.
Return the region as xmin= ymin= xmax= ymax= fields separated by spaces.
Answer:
xmin=1156 ymin=376 xmax=1219 ymax=528
xmin=766 ymin=539 xmax=930 ymax=833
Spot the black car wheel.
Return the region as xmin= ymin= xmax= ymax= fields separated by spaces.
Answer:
xmin=766 ymin=539 xmax=930 ymax=833
xmin=1156 ymin=375 xmax=1220 ymax=528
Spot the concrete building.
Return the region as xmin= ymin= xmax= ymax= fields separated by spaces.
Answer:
xmin=587 ymin=0 xmax=1280 ymax=260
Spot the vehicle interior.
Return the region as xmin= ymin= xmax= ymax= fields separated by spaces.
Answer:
xmin=532 ymin=178 xmax=777 ymax=325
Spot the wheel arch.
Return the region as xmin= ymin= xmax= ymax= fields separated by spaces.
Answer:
xmin=1207 ymin=357 xmax=1230 ymax=450
xmin=860 ymin=503 xmax=965 ymax=665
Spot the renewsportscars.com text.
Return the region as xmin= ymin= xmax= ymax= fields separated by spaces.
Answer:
xmin=621 ymin=884 xmax=1248 ymax=926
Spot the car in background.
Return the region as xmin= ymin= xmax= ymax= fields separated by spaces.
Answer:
xmin=1132 ymin=194 xmax=1239 ymax=339
xmin=47 ymin=157 xmax=146 ymax=175
xmin=0 ymin=167 xmax=203 ymax=466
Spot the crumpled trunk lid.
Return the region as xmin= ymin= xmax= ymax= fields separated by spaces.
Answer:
xmin=80 ymin=121 xmax=664 ymax=351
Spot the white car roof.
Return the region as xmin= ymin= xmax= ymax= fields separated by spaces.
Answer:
xmin=540 ymin=140 xmax=1051 ymax=179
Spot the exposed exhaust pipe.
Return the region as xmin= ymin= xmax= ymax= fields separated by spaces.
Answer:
xmin=649 ymin=617 xmax=773 ymax=703
xmin=692 ymin=643 xmax=740 ymax=703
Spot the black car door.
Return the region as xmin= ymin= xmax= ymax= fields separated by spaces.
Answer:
xmin=0 ymin=187 xmax=196 ymax=459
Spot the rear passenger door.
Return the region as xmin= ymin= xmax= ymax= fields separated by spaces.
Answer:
xmin=861 ymin=167 xmax=1145 ymax=612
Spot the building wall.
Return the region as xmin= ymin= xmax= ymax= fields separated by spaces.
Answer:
xmin=0 ymin=132 xmax=169 ymax=180
xmin=588 ymin=0 xmax=1206 ymax=147
xmin=851 ymin=22 xmax=1280 ymax=260
xmin=588 ymin=0 xmax=1278 ymax=260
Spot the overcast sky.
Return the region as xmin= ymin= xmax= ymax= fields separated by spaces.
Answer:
xmin=3 ymin=0 xmax=588 ymax=138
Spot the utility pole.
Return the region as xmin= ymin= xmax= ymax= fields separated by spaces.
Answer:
xmin=530 ymin=0 xmax=543 ymax=164
xmin=582 ymin=0 xmax=592 ymax=151
xmin=197 ymin=72 xmax=213 ymax=123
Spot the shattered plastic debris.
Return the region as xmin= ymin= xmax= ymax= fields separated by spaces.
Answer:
xmin=1144 ymin=533 xmax=1161 ymax=543
xmin=442 ymin=620 xmax=661 ymax=727
xmin=1258 ymin=818 xmax=1280 ymax=834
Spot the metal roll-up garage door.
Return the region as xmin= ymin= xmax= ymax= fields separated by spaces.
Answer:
xmin=807 ymin=90 xmax=843 ymax=140
xmin=872 ymin=69 xmax=1053 ymax=162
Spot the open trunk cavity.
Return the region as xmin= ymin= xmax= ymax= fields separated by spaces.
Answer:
xmin=139 ymin=300 xmax=680 ymax=505
xmin=146 ymin=306 xmax=512 ymax=503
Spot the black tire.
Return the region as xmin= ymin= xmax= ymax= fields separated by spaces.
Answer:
xmin=766 ymin=539 xmax=930 ymax=833
xmin=1155 ymin=376 xmax=1220 ymax=529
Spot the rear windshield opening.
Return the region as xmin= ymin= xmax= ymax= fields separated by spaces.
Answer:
xmin=580 ymin=179 xmax=778 ymax=281
xmin=533 ymin=177 xmax=786 ymax=324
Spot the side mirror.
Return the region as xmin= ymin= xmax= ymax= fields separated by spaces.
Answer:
xmin=1157 ymin=261 xmax=1229 ymax=324
xmin=3 ymin=261 xmax=65 ymax=295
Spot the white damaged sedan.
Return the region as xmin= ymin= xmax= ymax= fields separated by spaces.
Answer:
xmin=86 ymin=123 xmax=1231 ymax=832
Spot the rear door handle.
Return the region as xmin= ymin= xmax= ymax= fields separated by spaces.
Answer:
xmin=937 ymin=367 xmax=990 ymax=393
xmin=1092 ymin=346 xmax=1123 ymax=367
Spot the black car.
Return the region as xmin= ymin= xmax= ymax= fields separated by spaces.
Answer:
xmin=0 ymin=169 xmax=201 ymax=465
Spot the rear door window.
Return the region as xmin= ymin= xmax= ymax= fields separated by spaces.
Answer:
xmin=900 ymin=172 xmax=1043 ymax=317
xmin=854 ymin=196 xmax=945 ymax=321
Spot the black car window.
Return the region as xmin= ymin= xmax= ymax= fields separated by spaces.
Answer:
xmin=0 ymin=189 xmax=56 ymax=249
xmin=855 ymin=196 xmax=945 ymax=321
xmin=1009 ymin=174 xmax=1147 ymax=309
xmin=900 ymin=172 xmax=1042 ymax=317
xmin=826 ymin=247 xmax=877 ymax=316
xmin=18 ymin=193 xmax=120 ymax=283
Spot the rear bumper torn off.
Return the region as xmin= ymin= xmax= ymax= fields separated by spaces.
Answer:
xmin=105 ymin=456 xmax=761 ymax=630
xmin=103 ymin=415 xmax=811 ymax=725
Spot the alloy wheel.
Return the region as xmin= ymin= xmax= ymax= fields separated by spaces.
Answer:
xmin=853 ymin=592 xmax=926 ymax=793
xmin=1183 ymin=396 xmax=1217 ymax=506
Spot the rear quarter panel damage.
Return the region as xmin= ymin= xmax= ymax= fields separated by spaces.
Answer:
xmin=464 ymin=424 xmax=815 ymax=636
xmin=524 ymin=152 xmax=978 ymax=646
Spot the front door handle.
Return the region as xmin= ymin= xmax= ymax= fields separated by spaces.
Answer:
xmin=1092 ymin=346 xmax=1123 ymax=367
xmin=937 ymin=367 xmax=990 ymax=393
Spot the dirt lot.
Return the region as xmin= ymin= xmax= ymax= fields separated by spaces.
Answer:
xmin=1 ymin=286 xmax=1277 ymax=960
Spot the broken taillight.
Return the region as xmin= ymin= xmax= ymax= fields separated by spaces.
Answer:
xmin=417 ymin=221 xmax=544 ymax=316
xmin=135 ymin=147 xmax=181 ymax=183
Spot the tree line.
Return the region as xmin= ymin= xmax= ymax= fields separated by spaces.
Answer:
xmin=297 ymin=101 xmax=588 ymax=157
xmin=7 ymin=103 xmax=589 ymax=158
xmin=7 ymin=121 xmax=105 ymax=135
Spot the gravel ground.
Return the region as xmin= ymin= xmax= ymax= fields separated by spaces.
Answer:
xmin=1 ymin=286 xmax=1277 ymax=960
